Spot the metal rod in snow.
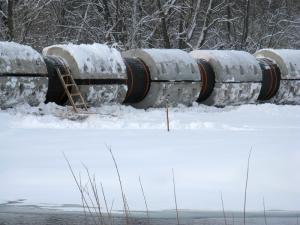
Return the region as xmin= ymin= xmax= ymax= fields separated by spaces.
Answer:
xmin=166 ymin=99 xmax=170 ymax=132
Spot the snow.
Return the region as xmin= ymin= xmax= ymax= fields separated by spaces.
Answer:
xmin=124 ymin=49 xmax=200 ymax=81
xmin=142 ymin=49 xmax=198 ymax=68
xmin=0 ymin=41 xmax=46 ymax=74
xmin=0 ymin=77 xmax=48 ymax=109
xmin=0 ymin=103 xmax=299 ymax=212
xmin=190 ymin=50 xmax=262 ymax=82
xmin=255 ymin=49 xmax=300 ymax=79
xmin=43 ymin=43 xmax=126 ymax=79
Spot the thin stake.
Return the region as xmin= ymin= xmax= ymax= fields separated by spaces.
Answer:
xmin=172 ymin=169 xmax=180 ymax=225
xmin=139 ymin=176 xmax=150 ymax=225
xmin=263 ymin=197 xmax=267 ymax=225
xmin=166 ymin=100 xmax=170 ymax=132
xmin=243 ymin=148 xmax=252 ymax=225
xmin=221 ymin=192 xmax=228 ymax=225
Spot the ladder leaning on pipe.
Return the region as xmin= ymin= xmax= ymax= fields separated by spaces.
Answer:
xmin=55 ymin=65 xmax=88 ymax=114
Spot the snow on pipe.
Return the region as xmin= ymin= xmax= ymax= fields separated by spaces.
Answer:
xmin=255 ymin=49 xmax=300 ymax=105
xmin=190 ymin=50 xmax=262 ymax=107
xmin=122 ymin=49 xmax=201 ymax=108
xmin=42 ymin=43 xmax=128 ymax=107
xmin=0 ymin=41 xmax=48 ymax=109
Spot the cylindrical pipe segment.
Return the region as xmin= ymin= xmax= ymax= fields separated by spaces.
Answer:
xmin=257 ymin=57 xmax=281 ymax=101
xmin=43 ymin=43 xmax=127 ymax=107
xmin=196 ymin=59 xmax=215 ymax=103
xmin=123 ymin=49 xmax=201 ymax=108
xmin=44 ymin=55 xmax=72 ymax=105
xmin=255 ymin=49 xmax=300 ymax=104
xmin=0 ymin=41 xmax=48 ymax=109
xmin=123 ymin=58 xmax=151 ymax=103
xmin=190 ymin=50 xmax=262 ymax=107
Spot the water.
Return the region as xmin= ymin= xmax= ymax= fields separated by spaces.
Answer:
xmin=0 ymin=205 xmax=298 ymax=225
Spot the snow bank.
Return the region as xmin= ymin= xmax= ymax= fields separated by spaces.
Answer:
xmin=0 ymin=103 xmax=299 ymax=212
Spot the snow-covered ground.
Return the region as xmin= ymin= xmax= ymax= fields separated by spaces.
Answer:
xmin=0 ymin=103 xmax=299 ymax=212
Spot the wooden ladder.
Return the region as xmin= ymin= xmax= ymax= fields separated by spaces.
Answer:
xmin=56 ymin=66 xmax=88 ymax=113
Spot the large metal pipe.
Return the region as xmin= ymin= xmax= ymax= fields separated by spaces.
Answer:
xmin=196 ymin=59 xmax=215 ymax=103
xmin=255 ymin=49 xmax=300 ymax=104
xmin=0 ymin=41 xmax=48 ymax=109
xmin=257 ymin=57 xmax=281 ymax=101
xmin=123 ymin=49 xmax=201 ymax=108
xmin=43 ymin=43 xmax=127 ymax=106
xmin=190 ymin=50 xmax=262 ymax=106
xmin=123 ymin=57 xmax=151 ymax=104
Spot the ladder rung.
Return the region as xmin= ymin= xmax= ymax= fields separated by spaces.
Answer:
xmin=56 ymin=66 xmax=88 ymax=113
xmin=65 ymin=84 xmax=75 ymax=87
xmin=75 ymin=103 xmax=86 ymax=107
xmin=71 ymin=93 xmax=81 ymax=97
xmin=61 ymin=74 xmax=71 ymax=78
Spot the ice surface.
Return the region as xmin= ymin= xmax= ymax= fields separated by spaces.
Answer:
xmin=0 ymin=103 xmax=299 ymax=212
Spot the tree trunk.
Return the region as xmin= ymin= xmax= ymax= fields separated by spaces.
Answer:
xmin=226 ymin=0 xmax=232 ymax=43
xmin=156 ymin=0 xmax=171 ymax=48
xmin=195 ymin=0 xmax=213 ymax=49
xmin=178 ymin=12 xmax=184 ymax=49
xmin=186 ymin=0 xmax=202 ymax=42
xmin=7 ymin=0 xmax=14 ymax=41
xmin=241 ymin=0 xmax=250 ymax=49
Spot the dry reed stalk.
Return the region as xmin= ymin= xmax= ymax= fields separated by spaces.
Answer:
xmin=139 ymin=176 xmax=150 ymax=225
xmin=107 ymin=146 xmax=130 ymax=225
xmin=243 ymin=149 xmax=252 ymax=225
xmin=83 ymin=164 xmax=105 ymax=225
xmin=220 ymin=192 xmax=228 ymax=225
xmin=101 ymin=183 xmax=113 ymax=225
xmin=63 ymin=153 xmax=99 ymax=225
xmin=172 ymin=169 xmax=180 ymax=225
